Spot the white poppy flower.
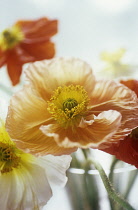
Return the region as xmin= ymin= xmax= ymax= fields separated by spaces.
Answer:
xmin=0 ymin=99 xmax=71 ymax=210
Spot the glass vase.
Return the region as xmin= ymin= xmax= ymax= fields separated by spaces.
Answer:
xmin=66 ymin=162 xmax=138 ymax=210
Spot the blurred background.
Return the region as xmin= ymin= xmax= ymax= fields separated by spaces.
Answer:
xmin=0 ymin=0 xmax=138 ymax=72
xmin=0 ymin=0 xmax=138 ymax=209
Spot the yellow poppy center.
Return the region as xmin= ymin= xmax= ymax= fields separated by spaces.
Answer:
xmin=47 ymin=85 xmax=89 ymax=128
xmin=0 ymin=121 xmax=22 ymax=173
xmin=0 ymin=25 xmax=24 ymax=51
xmin=0 ymin=143 xmax=20 ymax=174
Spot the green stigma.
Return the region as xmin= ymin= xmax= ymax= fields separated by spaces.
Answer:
xmin=63 ymin=98 xmax=78 ymax=111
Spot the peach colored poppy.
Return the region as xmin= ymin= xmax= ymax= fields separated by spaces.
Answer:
xmin=6 ymin=58 xmax=138 ymax=156
xmin=0 ymin=17 xmax=57 ymax=86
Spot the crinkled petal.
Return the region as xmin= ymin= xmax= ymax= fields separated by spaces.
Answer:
xmin=7 ymin=84 xmax=51 ymax=128
xmin=18 ymin=163 xmax=52 ymax=209
xmin=89 ymin=80 xmax=137 ymax=105
xmin=89 ymin=80 xmax=138 ymax=148
xmin=40 ymin=110 xmax=122 ymax=148
xmin=0 ymin=153 xmax=71 ymax=209
xmin=25 ymin=58 xmax=96 ymax=100
xmin=38 ymin=155 xmax=72 ymax=191
xmin=16 ymin=18 xmax=57 ymax=43
xmin=0 ymin=173 xmax=12 ymax=209
xmin=13 ymin=45 xmax=35 ymax=63
xmin=7 ymin=50 xmax=22 ymax=86
xmin=120 ymin=79 xmax=138 ymax=97
xmin=6 ymin=46 xmax=34 ymax=85
xmin=6 ymin=85 xmax=76 ymax=155
xmin=0 ymin=155 xmax=52 ymax=210
xmin=102 ymin=136 xmax=138 ymax=168
xmin=21 ymin=41 xmax=55 ymax=60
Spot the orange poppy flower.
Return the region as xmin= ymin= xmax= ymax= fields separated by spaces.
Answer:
xmin=102 ymin=79 xmax=138 ymax=167
xmin=0 ymin=17 xmax=58 ymax=86
xmin=6 ymin=58 xmax=138 ymax=156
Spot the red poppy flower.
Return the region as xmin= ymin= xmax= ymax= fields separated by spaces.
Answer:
xmin=0 ymin=17 xmax=58 ymax=86
xmin=103 ymin=129 xmax=138 ymax=168
xmin=102 ymin=79 xmax=138 ymax=168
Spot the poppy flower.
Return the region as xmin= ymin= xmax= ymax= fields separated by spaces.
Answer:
xmin=0 ymin=17 xmax=58 ymax=85
xmin=0 ymin=99 xmax=71 ymax=210
xmin=6 ymin=58 xmax=138 ymax=156
xmin=103 ymin=128 xmax=138 ymax=168
xmin=102 ymin=79 xmax=138 ymax=167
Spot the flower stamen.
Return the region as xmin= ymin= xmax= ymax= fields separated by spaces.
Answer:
xmin=0 ymin=143 xmax=21 ymax=174
xmin=0 ymin=122 xmax=21 ymax=173
xmin=47 ymin=85 xmax=89 ymax=128
xmin=0 ymin=25 xmax=24 ymax=51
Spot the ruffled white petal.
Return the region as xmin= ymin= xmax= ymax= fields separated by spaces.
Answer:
xmin=38 ymin=155 xmax=72 ymax=191
xmin=0 ymin=159 xmax=51 ymax=210
xmin=0 ymin=153 xmax=71 ymax=210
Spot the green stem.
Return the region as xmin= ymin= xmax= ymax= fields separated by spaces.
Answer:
xmin=109 ymin=157 xmax=119 ymax=182
xmin=109 ymin=157 xmax=120 ymax=210
xmin=82 ymin=149 xmax=90 ymax=159
xmin=70 ymin=153 xmax=82 ymax=168
xmin=90 ymin=158 xmax=136 ymax=210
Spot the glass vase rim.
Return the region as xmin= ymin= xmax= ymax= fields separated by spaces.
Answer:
xmin=68 ymin=165 xmax=137 ymax=175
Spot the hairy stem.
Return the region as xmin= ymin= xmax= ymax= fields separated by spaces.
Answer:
xmin=90 ymin=158 xmax=136 ymax=210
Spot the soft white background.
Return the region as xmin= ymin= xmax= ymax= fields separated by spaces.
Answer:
xmin=0 ymin=0 xmax=138 ymax=68
xmin=0 ymin=0 xmax=138 ymax=209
